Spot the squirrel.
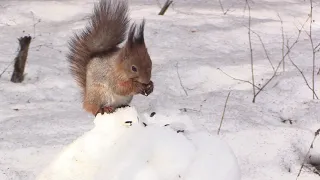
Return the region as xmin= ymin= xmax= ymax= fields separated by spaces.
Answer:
xmin=67 ymin=0 xmax=153 ymax=116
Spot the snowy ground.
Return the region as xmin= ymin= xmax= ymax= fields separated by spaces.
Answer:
xmin=1 ymin=0 xmax=320 ymax=179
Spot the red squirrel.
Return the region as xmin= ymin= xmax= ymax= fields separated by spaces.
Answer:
xmin=67 ymin=0 xmax=153 ymax=116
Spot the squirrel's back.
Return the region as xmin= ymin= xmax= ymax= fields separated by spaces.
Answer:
xmin=67 ymin=0 xmax=129 ymax=94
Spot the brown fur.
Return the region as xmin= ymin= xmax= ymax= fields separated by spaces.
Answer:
xmin=67 ymin=0 xmax=153 ymax=115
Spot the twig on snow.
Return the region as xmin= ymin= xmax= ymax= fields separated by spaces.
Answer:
xmin=0 ymin=61 xmax=14 ymax=78
xmin=175 ymin=62 xmax=188 ymax=96
xmin=217 ymin=91 xmax=231 ymax=135
xmin=277 ymin=13 xmax=286 ymax=72
xmin=296 ymin=129 xmax=320 ymax=180
xmin=249 ymin=29 xmax=275 ymax=72
xmin=158 ymin=0 xmax=173 ymax=15
xmin=217 ymin=68 xmax=261 ymax=90
xmin=30 ymin=43 xmax=62 ymax=53
xmin=252 ymin=16 xmax=310 ymax=102
xmin=304 ymin=0 xmax=317 ymax=99
xmin=244 ymin=0 xmax=256 ymax=103
xmin=154 ymin=0 xmax=162 ymax=8
xmin=30 ymin=11 xmax=41 ymax=39
xmin=218 ymin=0 xmax=231 ymax=15
xmin=286 ymin=39 xmax=319 ymax=99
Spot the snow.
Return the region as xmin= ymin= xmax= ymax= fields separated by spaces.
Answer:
xmin=1 ymin=0 xmax=320 ymax=179
xmin=36 ymin=106 xmax=240 ymax=180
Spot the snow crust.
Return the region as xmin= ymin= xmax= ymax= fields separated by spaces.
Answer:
xmin=36 ymin=106 xmax=240 ymax=180
xmin=1 ymin=0 xmax=320 ymax=179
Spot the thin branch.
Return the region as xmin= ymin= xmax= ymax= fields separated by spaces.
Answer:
xmin=0 ymin=61 xmax=14 ymax=78
xmin=175 ymin=62 xmax=188 ymax=96
xmin=252 ymin=16 xmax=310 ymax=102
xmin=155 ymin=0 xmax=162 ymax=8
xmin=296 ymin=129 xmax=320 ymax=180
xmin=287 ymin=40 xmax=319 ymax=99
xmin=245 ymin=0 xmax=256 ymax=103
xmin=304 ymin=0 xmax=316 ymax=99
xmin=30 ymin=11 xmax=41 ymax=40
xmin=277 ymin=13 xmax=286 ymax=72
xmin=217 ymin=68 xmax=261 ymax=90
xmin=218 ymin=0 xmax=231 ymax=15
xmin=249 ymin=29 xmax=275 ymax=72
xmin=217 ymin=91 xmax=231 ymax=135
xmin=314 ymin=42 xmax=320 ymax=51
xmin=30 ymin=43 xmax=62 ymax=53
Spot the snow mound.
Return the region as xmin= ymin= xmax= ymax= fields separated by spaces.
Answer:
xmin=36 ymin=106 xmax=240 ymax=180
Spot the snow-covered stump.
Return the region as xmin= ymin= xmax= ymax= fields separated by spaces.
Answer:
xmin=36 ymin=106 xmax=240 ymax=180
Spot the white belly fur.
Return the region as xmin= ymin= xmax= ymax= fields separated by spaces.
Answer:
xmin=103 ymin=92 xmax=133 ymax=107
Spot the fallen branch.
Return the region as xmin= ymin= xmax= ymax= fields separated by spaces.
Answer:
xmin=158 ymin=0 xmax=173 ymax=15
xmin=11 ymin=36 xmax=32 ymax=83
xmin=217 ymin=91 xmax=231 ymax=135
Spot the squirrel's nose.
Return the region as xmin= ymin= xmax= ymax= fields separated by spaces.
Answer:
xmin=138 ymin=73 xmax=151 ymax=84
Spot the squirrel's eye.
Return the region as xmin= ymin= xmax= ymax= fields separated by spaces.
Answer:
xmin=131 ymin=65 xmax=137 ymax=72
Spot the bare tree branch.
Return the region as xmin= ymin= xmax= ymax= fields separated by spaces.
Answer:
xmin=249 ymin=29 xmax=275 ymax=72
xmin=286 ymin=39 xmax=319 ymax=99
xmin=314 ymin=42 xmax=320 ymax=51
xmin=252 ymin=16 xmax=310 ymax=102
xmin=30 ymin=11 xmax=41 ymax=39
xmin=305 ymin=0 xmax=317 ymax=99
xmin=245 ymin=0 xmax=256 ymax=103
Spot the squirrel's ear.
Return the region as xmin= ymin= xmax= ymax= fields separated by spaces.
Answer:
xmin=134 ymin=19 xmax=145 ymax=45
xmin=127 ymin=23 xmax=136 ymax=49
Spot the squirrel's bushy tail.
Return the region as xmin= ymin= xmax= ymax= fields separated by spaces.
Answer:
xmin=67 ymin=0 xmax=129 ymax=93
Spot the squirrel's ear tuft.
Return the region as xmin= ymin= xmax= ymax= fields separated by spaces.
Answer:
xmin=126 ymin=19 xmax=146 ymax=49
xmin=134 ymin=19 xmax=145 ymax=44
xmin=127 ymin=23 xmax=136 ymax=49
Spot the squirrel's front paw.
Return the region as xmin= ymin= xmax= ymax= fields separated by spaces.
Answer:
xmin=142 ymin=81 xmax=154 ymax=96
xmin=95 ymin=106 xmax=115 ymax=116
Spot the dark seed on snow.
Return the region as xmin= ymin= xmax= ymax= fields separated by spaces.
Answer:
xmin=150 ymin=112 xmax=156 ymax=117
xmin=177 ymin=130 xmax=184 ymax=133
